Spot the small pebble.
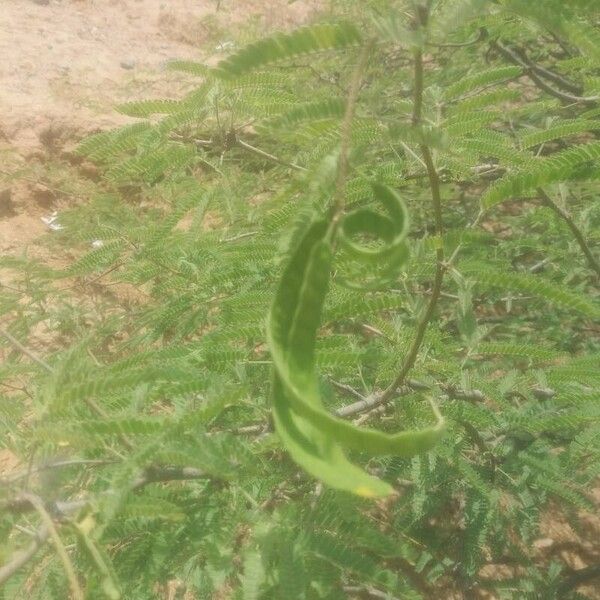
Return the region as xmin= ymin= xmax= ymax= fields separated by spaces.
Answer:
xmin=120 ymin=60 xmax=136 ymax=70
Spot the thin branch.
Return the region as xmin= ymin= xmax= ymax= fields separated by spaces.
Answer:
xmin=220 ymin=231 xmax=258 ymax=243
xmin=337 ymin=391 xmax=396 ymax=418
xmin=380 ymin=15 xmax=446 ymax=403
xmin=0 ymin=525 xmax=49 ymax=586
xmin=0 ymin=464 xmax=215 ymax=585
xmin=331 ymin=39 xmax=375 ymax=221
xmin=20 ymin=493 xmax=84 ymax=600
xmin=172 ymin=131 xmax=307 ymax=172
xmin=336 ymin=378 xmax=485 ymax=419
xmin=236 ymin=138 xmax=307 ymax=172
xmin=0 ymin=328 xmax=53 ymax=373
xmin=529 ymin=257 xmax=551 ymax=273
xmin=492 ymin=40 xmax=600 ymax=105
xmin=537 ymin=187 xmax=600 ymax=278
xmin=2 ymin=465 xmax=213 ymax=517
xmin=0 ymin=381 xmax=34 ymax=399
xmin=353 ymin=404 xmax=388 ymax=425
xmin=57 ymin=260 xmax=126 ymax=292
xmin=329 ymin=379 xmax=367 ymax=402
xmin=0 ymin=325 xmax=135 ymax=450
xmin=411 ymin=45 xmax=425 ymax=127
xmin=343 ymin=585 xmax=402 ymax=600
xmin=1 ymin=459 xmax=118 ymax=485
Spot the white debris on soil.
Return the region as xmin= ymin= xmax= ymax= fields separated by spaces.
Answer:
xmin=40 ymin=211 xmax=63 ymax=231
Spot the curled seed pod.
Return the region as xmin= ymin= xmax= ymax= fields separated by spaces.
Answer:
xmin=336 ymin=183 xmax=410 ymax=290
xmin=267 ymin=189 xmax=444 ymax=498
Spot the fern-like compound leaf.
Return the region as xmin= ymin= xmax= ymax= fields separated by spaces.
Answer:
xmin=116 ymin=99 xmax=182 ymax=118
xmin=214 ymin=23 xmax=363 ymax=79
xmin=519 ymin=119 xmax=599 ymax=149
xmin=444 ymin=66 xmax=523 ymax=100
xmin=482 ymin=141 xmax=600 ymax=208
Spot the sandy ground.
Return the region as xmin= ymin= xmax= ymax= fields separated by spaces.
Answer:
xmin=0 ymin=0 xmax=321 ymax=252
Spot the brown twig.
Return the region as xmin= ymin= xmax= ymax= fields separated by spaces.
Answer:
xmin=329 ymin=379 xmax=367 ymax=402
xmin=0 ymin=525 xmax=50 ymax=586
xmin=336 ymin=378 xmax=485 ymax=419
xmin=343 ymin=585 xmax=402 ymax=600
xmin=2 ymin=465 xmax=214 ymax=517
xmin=336 ymin=391 xmax=396 ymax=418
xmin=492 ymin=40 xmax=600 ymax=105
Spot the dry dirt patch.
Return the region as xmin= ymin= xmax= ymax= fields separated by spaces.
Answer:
xmin=0 ymin=0 xmax=321 ymax=154
xmin=0 ymin=0 xmax=321 ymax=257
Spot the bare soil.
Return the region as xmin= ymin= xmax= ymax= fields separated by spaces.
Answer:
xmin=0 ymin=0 xmax=321 ymax=254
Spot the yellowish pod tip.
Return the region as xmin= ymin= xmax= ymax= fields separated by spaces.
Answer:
xmin=354 ymin=486 xmax=379 ymax=498
xmin=354 ymin=485 xmax=396 ymax=498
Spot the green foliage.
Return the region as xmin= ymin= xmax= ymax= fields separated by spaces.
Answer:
xmin=1 ymin=1 xmax=599 ymax=599
xmin=444 ymin=65 xmax=523 ymax=99
xmin=482 ymin=141 xmax=600 ymax=208
xmin=214 ymin=22 xmax=363 ymax=79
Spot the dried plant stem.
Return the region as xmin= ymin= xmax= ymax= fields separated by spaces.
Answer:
xmin=0 ymin=465 xmax=215 ymax=586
